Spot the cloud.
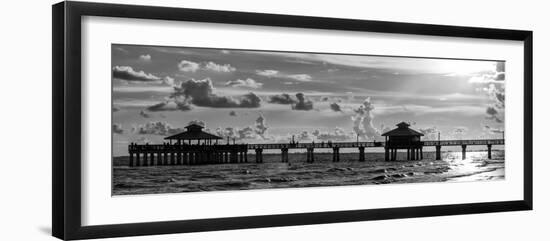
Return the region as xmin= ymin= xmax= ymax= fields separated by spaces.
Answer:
xmin=256 ymin=69 xmax=279 ymax=77
xmin=329 ymin=102 xmax=342 ymax=112
xmin=213 ymin=114 xmax=269 ymax=141
xmin=256 ymin=69 xmax=313 ymax=82
xmin=483 ymin=125 xmax=504 ymax=134
xmin=292 ymin=93 xmax=314 ymax=111
xmin=267 ymin=93 xmax=314 ymax=111
xmin=485 ymin=107 xmax=503 ymax=123
xmin=229 ymin=110 xmax=237 ymax=116
xmin=139 ymin=54 xmax=151 ymax=61
xmin=178 ymin=60 xmax=200 ymax=72
xmin=484 ymin=84 xmax=505 ymax=123
xmin=112 ymin=123 xmax=124 ymax=134
xmin=135 ymin=121 xmax=185 ymax=136
xmin=146 ymin=101 xmax=192 ymax=112
xmin=139 ymin=110 xmax=151 ymax=118
xmin=112 ymin=66 xmax=160 ymax=82
xmin=178 ymin=60 xmax=236 ymax=73
xmin=418 ymin=126 xmax=439 ymax=140
xmin=204 ymin=61 xmax=236 ymax=72
xmin=188 ymin=120 xmax=205 ymax=127
xmin=313 ymin=127 xmax=355 ymax=141
xmin=172 ymin=78 xmax=261 ymax=108
xmin=254 ymin=114 xmax=268 ymax=138
xmin=268 ymin=93 xmax=296 ymax=105
xmin=287 ymin=74 xmax=312 ymax=82
xmin=225 ymin=78 xmax=263 ymax=89
xmin=453 ymin=126 xmax=468 ymax=136
xmin=163 ymin=76 xmax=175 ymax=86
xmin=351 ymin=97 xmax=380 ymax=140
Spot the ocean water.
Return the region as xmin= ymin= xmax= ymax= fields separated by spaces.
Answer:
xmin=112 ymin=150 xmax=504 ymax=196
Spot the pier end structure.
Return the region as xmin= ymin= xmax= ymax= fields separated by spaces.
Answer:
xmin=381 ymin=122 xmax=424 ymax=161
xmin=128 ymin=124 xmax=248 ymax=166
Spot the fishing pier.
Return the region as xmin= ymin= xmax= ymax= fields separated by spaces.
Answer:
xmin=127 ymin=122 xmax=504 ymax=166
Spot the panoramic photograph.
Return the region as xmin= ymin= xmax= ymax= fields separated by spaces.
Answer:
xmin=111 ymin=44 xmax=506 ymax=196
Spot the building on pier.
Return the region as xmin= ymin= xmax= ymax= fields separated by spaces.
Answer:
xmin=127 ymin=124 xmax=249 ymax=167
xmin=382 ymin=122 xmax=424 ymax=161
xmin=164 ymin=123 xmax=222 ymax=145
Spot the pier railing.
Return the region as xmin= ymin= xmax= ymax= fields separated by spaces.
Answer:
xmin=125 ymin=139 xmax=504 ymax=166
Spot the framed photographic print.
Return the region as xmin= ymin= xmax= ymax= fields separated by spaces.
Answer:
xmin=52 ymin=1 xmax=533 ymax=240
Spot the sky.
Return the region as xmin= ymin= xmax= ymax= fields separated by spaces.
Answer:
xmin=112 ymin=44 xmax=505 ymax=156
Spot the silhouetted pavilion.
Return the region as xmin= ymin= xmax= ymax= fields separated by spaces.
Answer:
xmin=381 ymin=122 xmax=424 ymax=161
xmin=164 ymin=124 xmax=222 ymax=145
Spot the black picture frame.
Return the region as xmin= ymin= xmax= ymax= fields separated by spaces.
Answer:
xmin=52 ymin=1 xmax=533 ymax=240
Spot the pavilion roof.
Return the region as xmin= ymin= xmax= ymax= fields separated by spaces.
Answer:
xmin=164 ymin=131 xmax=223 ymax=140
xmin=381 ymin=122 xmax=424 ymax=137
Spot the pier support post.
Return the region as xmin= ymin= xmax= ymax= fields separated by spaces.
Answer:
xmin=157 ymin=151 xmax=161 ymax=165
xmin=487 ymin=144 xmax=492 ymax=159
xmin=411 ymin=148 xmax=415 ymax=161
xmin=281 ymin=148 xmax=288 ymax=162
xmin=420 ymin=148 xmax=423 ymax=160
xmin=307 ymin=148 xmax=315 ymax=163
xmin=407 ymin=148 xmax=410 ymax=160
xmin=255 ymin=148 xmax=263 ymax=163
xmin=358 ymin=147 xmax=365 ymax=162
xmin=239 ymin=151 xmax=245 ymax=163
xmin=332 ymin=147 xmax=340 ymax=162
xmin=143 ymin=151 xmax=148 ymax=166
xmin=170 ymin=151 xmax=175 ymax=165
xmin=129 ymin=152 xmax=134 ymax=167
xmin=150 ymin=152 xmax=155 ymax=165
xmin=135 ymin=152 xmax=141 ymax=166
xmin=385 ymin=147 xmax=389 ymax=161
xmin=461 ymin=145 xmax=467 ymax=160
xmin=435 ymin=145 xmax=441 ymax=160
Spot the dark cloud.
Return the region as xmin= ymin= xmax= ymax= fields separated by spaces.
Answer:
xmin=112 ymin=123 xmax=124 ymax=134
xmin=172 ymin=78 xmax=261 ymax=108
xmin=135 ymin=121 xmax=184 ymax=136
xmin=330 ymin=102 xmax=342 ymax=112
xmin=291 ymin=93 xmax=314 ymax=111
xmin=112 ymin=66 xmax=160 ymax=82
xmin=486 ymin=106 xmax=503 ymax=123
xmin=268 ymin=93 xmax=296 ymax=105
xmin=139 ymin=110 xmax=151 ymax=118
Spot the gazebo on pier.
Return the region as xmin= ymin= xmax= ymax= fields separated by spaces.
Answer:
xmin=164 ymin=124 xmax=222 ymax=145
xmin=382 ymin=122 xmax=424 ymax=161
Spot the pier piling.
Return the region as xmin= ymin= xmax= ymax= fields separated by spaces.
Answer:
xmin=358 ymin=146 xmax=365 ymax=162
xmin=487 ymin=144 xmax=492 ymax=159
xmin=332 ymin=147 xmax=340 ymax=162
xmin=461 ymin=145 xmax=467 ymax=160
